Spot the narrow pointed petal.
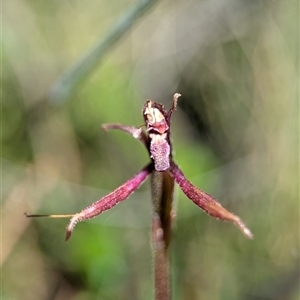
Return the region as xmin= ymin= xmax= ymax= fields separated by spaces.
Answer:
xmin=102 ymin=123 xmax=149 ymax=148
xmin=66 ymin=163 xmax=153 ymax=240
xmin=166 ymin=93 xmax=181 ymax=121
xmin=169 ymin=161 xmax=253 ymax=239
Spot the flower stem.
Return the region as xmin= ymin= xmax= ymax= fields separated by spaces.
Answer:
xmin=151 ymin=170 xmax=175 ymax=300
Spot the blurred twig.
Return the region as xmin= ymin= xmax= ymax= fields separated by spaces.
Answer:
xmin=48 ymin=0 xmax=159 ymax=105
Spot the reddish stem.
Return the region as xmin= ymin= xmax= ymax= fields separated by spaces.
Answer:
xmin=151 ymin=170 xmax=175 ymax=300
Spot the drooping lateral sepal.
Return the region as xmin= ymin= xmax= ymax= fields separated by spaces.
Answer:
xmin=169 ymin=161 xmax=253 ymax=239
xmin=65 ymin=163 xmax=154 ymax=240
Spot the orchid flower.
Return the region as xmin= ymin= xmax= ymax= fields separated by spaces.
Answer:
xmin=28 ymin=93 xmax=252 ymax=241
xmin=26 ymin=93 xmax=253 ymax=300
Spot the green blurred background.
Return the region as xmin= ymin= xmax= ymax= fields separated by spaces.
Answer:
xmin=3 ymin=0 xmax=299 ymax=299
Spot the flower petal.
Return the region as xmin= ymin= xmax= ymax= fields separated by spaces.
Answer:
xmin=169 ymin=161 xmax=253 ymax=239
xmin=65 ymin=163 xmax=153 ymax=240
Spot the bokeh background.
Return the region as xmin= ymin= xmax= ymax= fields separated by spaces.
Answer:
xmin=3 ymin=0 xmax=299 ymax=299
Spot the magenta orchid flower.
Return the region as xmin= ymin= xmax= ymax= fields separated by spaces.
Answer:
xmin=59 ymin=93 xmax=253 ymax=241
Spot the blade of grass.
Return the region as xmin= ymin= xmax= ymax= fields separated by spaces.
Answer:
xmin=48 ymin=0 xmax=159 ymax=105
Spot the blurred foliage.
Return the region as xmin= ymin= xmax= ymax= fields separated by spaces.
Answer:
xmin=2 ymin=0 xmax=299 ymax=300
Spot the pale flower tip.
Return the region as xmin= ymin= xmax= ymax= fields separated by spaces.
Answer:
xmin=232 ymin=216 xmax=253 ymax=239
xmin=237 ymin=220 xmax=253 ymax=239
xmin=101 ymin=124 xmax=108 ymax=131
xmin=243 ymin=227 xmax=254 ymax=239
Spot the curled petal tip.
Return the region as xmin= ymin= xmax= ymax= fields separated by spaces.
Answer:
xmin=65 ymin=222 xmax=74 ymax=241
xmin=65 ymin=230 xmax=71 ymax=241
xmin=243 ymin=227 xmax=254 ymax=239
xmin=65 ymin=215 xmax=80 ymax=241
